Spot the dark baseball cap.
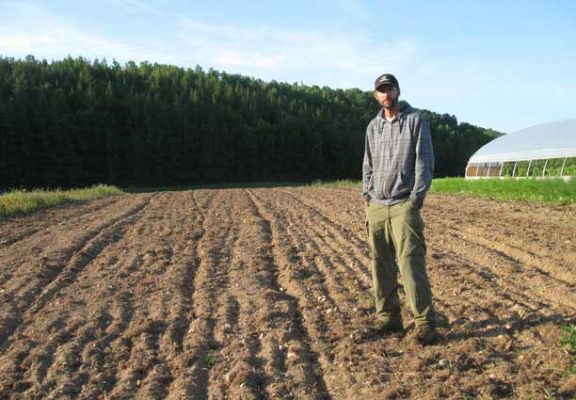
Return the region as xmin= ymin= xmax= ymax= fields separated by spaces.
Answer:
xmin=374 ymin=73 xmax=399 ymax=90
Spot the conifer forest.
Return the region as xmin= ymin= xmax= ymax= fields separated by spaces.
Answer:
xmin=0 ymin=56 xmax=500 ymax=190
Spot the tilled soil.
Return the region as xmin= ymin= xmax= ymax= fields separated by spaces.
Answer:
xmin=0 ymin=188 xmax=575 ymax=400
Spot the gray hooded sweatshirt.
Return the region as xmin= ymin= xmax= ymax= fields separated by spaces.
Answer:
xmin=362 ymin=101 xmax=434 ymax=209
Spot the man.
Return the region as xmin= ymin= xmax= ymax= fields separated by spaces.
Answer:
xmin=362 ymin=73 xmax=437 ymax=345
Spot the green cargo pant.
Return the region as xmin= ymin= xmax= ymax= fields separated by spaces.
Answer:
xmin=365 ymin=200 xmax=434 ymax=328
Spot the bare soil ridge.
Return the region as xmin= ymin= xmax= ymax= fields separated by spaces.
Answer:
xmin=0 ymin=188 xmax=575 ymax=399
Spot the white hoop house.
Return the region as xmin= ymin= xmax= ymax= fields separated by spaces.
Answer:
xmin=465 ymin=119 xmax=576 ymax=178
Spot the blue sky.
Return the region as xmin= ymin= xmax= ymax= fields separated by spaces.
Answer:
xmin=0 ymin=0 xmax=574 ymax=133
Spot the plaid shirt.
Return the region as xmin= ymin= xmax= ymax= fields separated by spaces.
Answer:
xmin=362 ymin=102 xmax=434 ymax=209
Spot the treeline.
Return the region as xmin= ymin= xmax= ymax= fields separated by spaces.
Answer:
xmin=0 ymin=56 xmax=500 ymax=190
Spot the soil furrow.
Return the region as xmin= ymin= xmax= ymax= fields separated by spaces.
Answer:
xmin=285 ymin=201 xmax=373 ymax=299
xmin=96 ymin=191 xmax=211 ymax=400
xmin=281 ymin=197 xmax=376 ymax=304
xmin=0 ymin=195 xmax=153 ymax=351
xmin=269 ymin=192 xmax=373 ymax=324
xmin=0 ymin=195 xmax=143 ymax=274
xmin=431 ymin=228 xmax=576 ymax=314
xmin=448 ymin=224 xmax=575 ymax=286
xmin=0 ymin=188 xmax=574 ymax=400
xmin=424 ymin=194 xmax=576 ymax=280
xmin=161 ymin=190 xmax=211 ymax=353
xmin=243 ymin=189 xmax=333 ymax=399
xmin=0 ymin=193 xmax=152 ymax=297
xmin=0 ymin=227 xmax=40 ymax=248
xmin=0 ymin=196 xmax=122 ymax=248
xmin=0 ymin=192 xmax=200 ymax=399
xmin=277 ymin=188 xmax=371 ymax=270
xmin=132 ymin=191 xmax=213 ymax=400
xmin=430 ymin=258 xmax=557 ymax=343
xmin=249 ymin=188 xmax=362 ymax=399
xmin=166 ymin=190 xmax=239 ymax=400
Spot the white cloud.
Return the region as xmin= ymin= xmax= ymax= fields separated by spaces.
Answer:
xmin=172 ymin=16 xmax=418 ymax=88
xmin=0 ymin=27 xmax=127 ymax=59
xmin=0 ymin=2 xmax=128 ymax=61
xmin=0 ymin=1 xmax=422 ymax=93
xmin=0 ymin=1 xmax=420 ymax=89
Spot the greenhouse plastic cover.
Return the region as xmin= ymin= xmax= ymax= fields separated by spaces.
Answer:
xmin=468 ymin=118 xmax=576 ymax=163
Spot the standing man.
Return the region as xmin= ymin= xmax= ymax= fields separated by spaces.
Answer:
xmin=362 ymin=73 xmax=437 ymax=345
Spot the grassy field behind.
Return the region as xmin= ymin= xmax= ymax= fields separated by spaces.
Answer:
xmin=430 ymin=177 xmax=576 ymax=204
xmin=2 ymin=177 xmax=574 ymax=220
xmin=311 ymin=177 xmax=576 ymax=204
xmin=0 ymin=184 xmax=123 ymax=219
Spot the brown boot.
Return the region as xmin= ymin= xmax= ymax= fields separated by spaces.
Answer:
xmin=413 ymin=324 xmax=438 ymax=345
xmin=376 ymin=317 xmax=404 ymax=335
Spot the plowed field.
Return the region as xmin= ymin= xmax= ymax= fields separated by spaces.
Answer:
xmin=1 ymin=188 xmax=575 ymax=399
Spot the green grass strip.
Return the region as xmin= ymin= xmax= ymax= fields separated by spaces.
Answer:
xmin=561 ymin=324 xmax=576 ymax=375
xmin=430 ymin=177 xmax=576 ymax=204
xmin=308 ymin=177 xmax=576 ymax=204
xmin=0 ymin=184 xmax=123 ymax=219
xmin=561 ymin=324 xmax=576 ymax=355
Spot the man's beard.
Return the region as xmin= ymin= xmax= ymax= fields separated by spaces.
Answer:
xmin=383 ymin=97 xmax=398 ymax=109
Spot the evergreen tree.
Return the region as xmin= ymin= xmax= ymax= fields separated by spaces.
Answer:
xmin=0 ymin=56 xmax=501 ymax=190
